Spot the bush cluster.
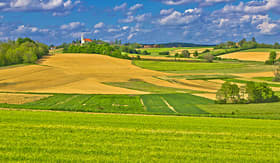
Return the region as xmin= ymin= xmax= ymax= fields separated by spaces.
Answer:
xmin=216 ymin=81 xmax=279 ymax=104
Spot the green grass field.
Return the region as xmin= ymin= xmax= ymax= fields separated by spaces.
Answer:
xmin=141 ymin=94 xmax=212 ymax=114
xmin=133 ymin=60 xmax=245 ymax=71
xmin=105 ymin=79 xmax=202 ymax=94
xmin=1 ymin=92 xmax=280 ymax=119
xmin=132 ymin=60 xmax=275 ymax=73
xmin=0 ymin=94 xmax=145 ymax=113
xmin=241 ymin=48 xmax=280 ymax=52
xmin=0 ymin=110 xmax=280 ymax=162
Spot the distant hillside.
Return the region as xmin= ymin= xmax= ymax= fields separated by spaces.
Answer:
xmin=143 ymin=42 xmax=215 ymax=48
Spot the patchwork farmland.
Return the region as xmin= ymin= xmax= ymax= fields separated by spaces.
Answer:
xmin=1 ymin=43 xmax=280 ymax=162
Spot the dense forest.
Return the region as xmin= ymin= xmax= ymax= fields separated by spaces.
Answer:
xmin=0 ymin=38 xmax=49 ymax=66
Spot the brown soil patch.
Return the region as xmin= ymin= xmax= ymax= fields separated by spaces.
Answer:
xmin=0 ymin=93 xmax=50 ymax=104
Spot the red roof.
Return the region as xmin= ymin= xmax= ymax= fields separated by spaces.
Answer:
xmin=84 ymin=38 xmax=93 ymax=42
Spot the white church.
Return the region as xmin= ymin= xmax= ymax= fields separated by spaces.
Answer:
xmin=81 ymin=33 xmax=93 ymax=44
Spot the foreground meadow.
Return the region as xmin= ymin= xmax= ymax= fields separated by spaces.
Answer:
xmin=0 ymin=110 xmax=279 ymax=162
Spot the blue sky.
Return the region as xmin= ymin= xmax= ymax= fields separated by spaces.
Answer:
xmin=0 ymin=0 xmax=280 ymax=45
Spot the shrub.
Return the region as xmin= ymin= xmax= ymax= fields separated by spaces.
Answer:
xmin=180 ymin=50 xmax=190 ymax=58
xmin=159 ymin=51 xmax=169 ymax=55
xmin=142 ymin=50 xmax=150 ymax=55
xmin=193 ymin=50 xmax=199 ymax=57
xmin=202 ymin=49 xmax=210 ymax=53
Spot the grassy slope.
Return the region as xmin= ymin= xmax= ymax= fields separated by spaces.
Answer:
xmin=0 ymin=110 xmax=280 ymax=162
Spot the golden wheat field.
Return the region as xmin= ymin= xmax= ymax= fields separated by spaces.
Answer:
xmin=221 ymin=52 xmax=280 ymax=62
xmin=0 ymin=93 xmax=50 ymax=104
xmin=0 ymin=53 xmax=221 ymax=94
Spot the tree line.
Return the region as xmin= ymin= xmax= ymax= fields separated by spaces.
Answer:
xmin=0 ymin=38 xmax=49 ymax=66
xmin=215 ymin=37 xmax=280 ymax=50
xmin=63 ymin=42 xmax=133 ymax=59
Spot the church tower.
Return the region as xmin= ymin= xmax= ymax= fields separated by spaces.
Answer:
xmin=81 ymin=33 xmax=85 ymax=44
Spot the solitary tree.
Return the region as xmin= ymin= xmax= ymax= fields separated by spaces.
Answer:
xmin=265 ymin=51 xmax=277 ymax=65
xmin=193 ymin=50 xmax=199 ymax=57
xmin=204 ymin=53 xmax=214 ymax=63
xmin=274 ymin=65 xmax=280 ymax=82
xmin=181 ymin=50 xmax=190 ymax=58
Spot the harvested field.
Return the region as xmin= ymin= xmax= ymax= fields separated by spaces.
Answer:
xmin=234 ymin=71 xmax=274 ymax=78
xmin=0 ymin=93 xmax=50 ymax=104
xmin=193 ymin=93 xmax=217 ymax=100
xmin=221 ymin=52 xmax=280 ymax=62
xmin=0 ymin=53 xmax=210 ymax=94
xmin=0 ymin=53 xmax=168 ymax=94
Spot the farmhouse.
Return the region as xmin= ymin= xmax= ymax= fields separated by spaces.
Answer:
xmin=143 ymin=44 xmax=160 ymax=48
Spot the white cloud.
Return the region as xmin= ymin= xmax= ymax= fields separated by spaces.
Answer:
xmin=159 ymin=8 xmax=201 ymax=25
xmin=257 ymin=21 xmax=278 ymax=34
xmin=160 ymin=8 xmax=174 ymax=15
xmin=113 ymin=3 xmax=127 ymax=11
xmin=94 ymin=22 xmax=105 ymax=28
xmin=15 ymin=25 xmax=49 ymax=33
xmin=129 ymin=4 xmax=143 ymax=11
xmin=60 ymin=22 xmax=84 ymax=30
xmin=0 ymin=16 xmax=3 ymax=19
xmin=158 ymin=0 xmax=233 ymax=6
xmin=127 ymin=33 xmax=136 ymax=40
xmin=122 ymin=26 xmax=129 ymax=30
xmin=1 ymin=0 xmax=80 ymax=15
xmin=120 ymin=13 xmax=151 ymax=23
xmin=222 ymin=0 xmax=280 ymax=14
xmin=0 ymin=2 xmax=6 ymax=7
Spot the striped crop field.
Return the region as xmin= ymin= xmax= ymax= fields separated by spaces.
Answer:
xmin=0 ymin=110 xmax=279 ymax=162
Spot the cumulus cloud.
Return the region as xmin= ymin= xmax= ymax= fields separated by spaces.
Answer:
xmin=156 ymin=0 xmax=234 ymax=6
xmin=222 ymin=0 xmax=280 ymax=14
xmin=257 ymin=21 xmax=278 ymax=35
xmin=94 ymin=22 xmax=105 ymax=28
xmin=158 ymin=8 xmax=202 ymax=25
xmin=60 ymin=22 xmax=84 ymax=30
xmin=129 ymin=4 xmax=143 ymax=11
xmin=113 ymin=3 xmax=127 ymax=11
xmin=120 ymin=13 xmax=151 ymax=23
xmin=160 ymin=8 xmax=174 ymax=15
xmin=0 ymin=0 xmax=80 ymax=15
